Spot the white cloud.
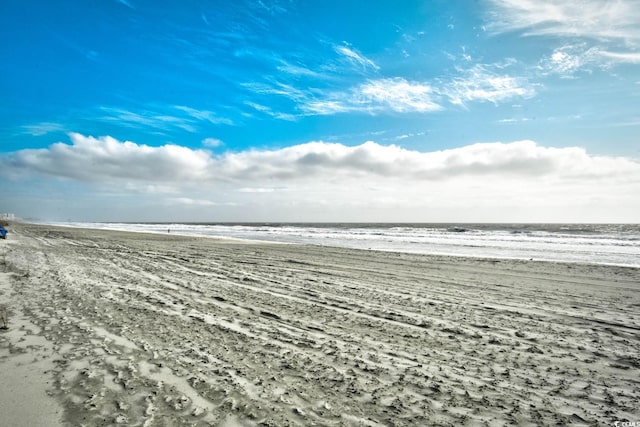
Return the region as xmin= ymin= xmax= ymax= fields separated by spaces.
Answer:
xmin=244 ymin=101 xmax=299 ymax=121
xmin=545 ymin=46 xmax=594 ymax=75
xmin=287 ymin=70 xmax=532 ymax=115
xmin=242 ymin=81 xmax=308 ymax=100
xmin=498 ymin=117 xmax=530 ymax=123
xmin=1 ymin=133 xmax=211 ymax=183
xmin=99 ymin=107 xmax=197 ymax=133
xmin=174 ymin=106 xmax=234 ymax=125
xmin=485 ymin=0 xmax=640 ymax=44
xmin=539 ymin=45 xmax=640 ymax=76
xmin=391 ymin=131 xmax=426 ymax=141
xmin=335 ymin=44 xmax=380 ymax=71
xmin=237 ymin=187 xmax=277 ymax=193
xmin=124 ymin=183 xmax=179 ymax=194
xmin=97 ymin=105 xmax=234 ymax=134
xmin=358 ymin=79 xmax=441 ymax=113
xmin=302 ymin=100 xmax=352 ymax=115
xmin=247 ymin=62 xmax=530 ymax=118
xmin=168 ymin=197 xmax=220 ymax=206
xmin=439 ymin=64 xmax=535 ymax=105
xmin=598 ymin=50 xmax=640 ymax=64
xmin=2 ymin=134 xmax=639 ymax=221
xmin=276 ymin=61 xmax=323 ymax=78
xmin=202 ymin=137 xmax=223 ymax=148
xmin=116 ymin=0 xmax=134 ymax=9
xmin=302 ymin=78 xmax=442 ymax=115
xmin=487 ymin=0 xmax=640 ymax=73
xmin=21 ymin=122 xmax=66 ymax=136
xmin=5 ymin=134 xmax=638 ymax=184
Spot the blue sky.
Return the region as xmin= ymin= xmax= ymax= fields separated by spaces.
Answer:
xmin=1 ymin=0 xmax=640 ymax=222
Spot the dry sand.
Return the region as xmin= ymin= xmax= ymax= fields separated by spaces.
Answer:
xmin=0 ymin=223 xmax=639 ymax=426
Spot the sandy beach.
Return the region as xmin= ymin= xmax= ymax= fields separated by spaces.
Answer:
xmin=1 ymin=223 xmax=639 ymax=426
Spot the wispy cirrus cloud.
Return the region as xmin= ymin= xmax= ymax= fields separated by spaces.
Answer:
xmin=21 ymin=122 xmax=67 ymax=136
xmin=485 ymin=0 xmax=640 ymax=44
xmin=245 ymin=68 xmax=533 ymax=117
xmin=251 ymin=0 xmax=290 ymax=16
xmin=334 ymin=44 xmax=380 ymax=71
xmin=486 ymin=0 xmax=640 ymax=73
xmin=115 ymin=0 xmax=134 ymax=9
xmin=242 ymin=81 xmax=310 ymax=101
xmin=539 ymin=44 xmax=640 ymax=76
xmin=358 ymin=79 xmax=440 ymax=112
xmin=276 ymin=61 xmax=323 ymax=78
xmin=244 ymin=101 xmax=298 ymax=121
xmin=438 ymin=64 xmax=535 ymax=106
xmin=302 ymin=78 xmax=442 ymax=115
xmin=243 ymin=36 xmax=533 ymax=117
xmin=538 ymin=45 xmax=597 ymax=76
xmin=174 ymin=106 xmax=234 ymax=126
xmin=98 ymin=107 xmax=198 ymax=133
xmin=97 ymin=105 xmax=234 ymax=133
xmin=598 ymin=50 xmax=640 ymax=64
xmin=300 ymin=100 xmax=353 ymax=115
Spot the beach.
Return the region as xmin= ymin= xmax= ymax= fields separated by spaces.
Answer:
xmin=1 ymin=223 xmax=639 ymax=426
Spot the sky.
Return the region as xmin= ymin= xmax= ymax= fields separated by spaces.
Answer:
xmin=1 ymin=0 xmax=639 ymax=223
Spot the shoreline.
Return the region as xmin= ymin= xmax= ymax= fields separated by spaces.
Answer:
xmin=1 ymin=222 xmax=639 ymax=426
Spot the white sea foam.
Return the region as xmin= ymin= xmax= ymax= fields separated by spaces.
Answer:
xmin=47 ymin=222 xmax=640 ymax=267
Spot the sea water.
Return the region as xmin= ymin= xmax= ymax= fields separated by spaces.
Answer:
xmin=50 ymin=222 xmax=640 ymax=268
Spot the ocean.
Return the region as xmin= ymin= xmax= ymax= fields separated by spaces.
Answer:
xmin=50 ymin=222 xmax=640 ymax=268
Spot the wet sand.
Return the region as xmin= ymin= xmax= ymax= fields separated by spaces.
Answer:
xmin=1 ymin=223 xmax=639 ymax=426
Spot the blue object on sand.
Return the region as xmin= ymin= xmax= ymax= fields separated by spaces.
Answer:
xmin=0 ymin=226 xmax=6 ymax=239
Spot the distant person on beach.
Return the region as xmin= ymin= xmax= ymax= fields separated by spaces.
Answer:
xmin=0 ymin=225 xmax=7 ymax=239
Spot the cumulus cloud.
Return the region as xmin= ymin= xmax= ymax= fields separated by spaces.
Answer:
xmin=3 ymin=133 xmax=639 ymax=221
xmin=219 ymin=139 xmax=640 ymax=182
xmin=1 ymin=133 xmax=211 ymax=183
xmin=3 ymin=133 xmax=639 ymax=185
